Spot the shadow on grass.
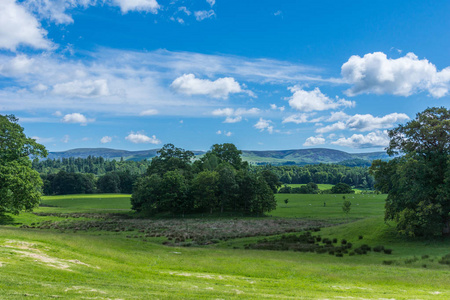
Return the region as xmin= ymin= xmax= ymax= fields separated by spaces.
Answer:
xmin=0 ymin=214 xmax=15 ymax=225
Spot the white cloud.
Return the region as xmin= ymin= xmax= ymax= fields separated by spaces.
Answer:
xmin=254 ymin=118 xmax=274 ymax=134
xmin=171 ymin=74 xmax=246 ymax=99
xmin=274 ymin=10 xmax=282 ymax=16
xmin=61 ymin=113 xmax=93 ymax=125
xmin=0 ymin=49 xmax=324 ymax=115
xmin=0 ymin=54 xmax=36 ymax=76
xmin=331 ymin=131 xmax=389 ymax=149
xmin=125 ymin=132 xmax=161 ymax=144
xmin=282 ymin=113 xmax=310 ymax=124
xmin=52 ymin=79 xmax=110 ymax=98
xmin=113 ymin=0 xmax=160 ymax=13
xmin=100 ymin=136 xmax=113 ymax=143
xmin=316 ymin=121 xmax=346 ymax=133
xmin=216 ymin=130 xmax=232 ymax=136
xmin=194 ymin=10 xmax=215 ymax=21
xmin=316 ymin=112 xmax=409 ymax=133
xmin=140 ymin=109 xmax=158 ymax=116
xmin=212 ymin=107 xmax=260 ymax=123
xmin=206 ymin=0 xmax=215 ymax=7
xmin=178 ymin=6 xmax=191 ymax=15
xmin=344 ymin=113 xmax=409 ymax=131
xmin=287 ymin=86 xmax=355 ymax=112
xmin=326 ymin=111 xmax=349 ymax=122
xmin=342 ymin=52 xmax=450 ymax=98
xmin=53 ymin=111 xmax=62 ymax=117
xmin=270 ymin=104 xmax=285 ymax=111
xmin=0 ymin=0 xmax=53 ymax=51
xmin=303 ymin=136 xmax=326 ymax=147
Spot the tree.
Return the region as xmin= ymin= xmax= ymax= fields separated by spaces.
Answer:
xmin=0 ymin=115 xmax=47 ymax=214
xmin=342 ymin=200 xmax=351 ymax=219
xmin=331 ymin=183 xmax=354 ymax=194
xmin=370 ymin=107 xmax=450 ymax=236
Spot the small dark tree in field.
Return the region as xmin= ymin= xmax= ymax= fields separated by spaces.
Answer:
xmin=0 ymin=115 xmax=47 ymax=214
xmin=370 ymin=107 xmax=450 ymax=237
xmin=342 ymin=200 xmax=351 ymax=219
xmin=284 ymin=198 xmax=289 ymax=206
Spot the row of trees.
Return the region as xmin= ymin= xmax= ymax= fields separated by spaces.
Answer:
xmin=262 ymin=164 xmax=374 ymax=188
xmin=32 ymin=156 xmax=149 ymax=175
xmin=41 ymin=171 xmax=137 ymax=195
xmin=131 ymin=144 xmax=278 ymax=216
xmin=278 ymin=182 xmax=355 ymax=194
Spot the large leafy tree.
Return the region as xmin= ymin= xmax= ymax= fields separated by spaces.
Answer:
xmin=0 ymin=115 xmax=48 ymax=214
xmin=370 ymin=107 xmax=450 ymax=236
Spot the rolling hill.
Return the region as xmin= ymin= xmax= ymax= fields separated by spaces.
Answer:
xmin=46 ymin=147 xmax=390 ymax=165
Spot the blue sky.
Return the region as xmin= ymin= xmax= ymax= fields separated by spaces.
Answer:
xmin=1 ymin=0 xmax=449 ymax=152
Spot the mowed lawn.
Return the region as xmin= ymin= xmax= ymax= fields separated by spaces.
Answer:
xmin=0 ymin=193 xmax=450 ymax=299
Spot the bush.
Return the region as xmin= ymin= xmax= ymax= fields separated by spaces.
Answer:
xmin=373 ymin=245 xmax=385 ymax=252
xmin=383 ymin=249 xmax=393 ymax=254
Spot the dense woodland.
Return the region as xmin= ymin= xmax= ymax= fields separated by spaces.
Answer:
xmin=34 ymin=155 xmax=375 ymax=195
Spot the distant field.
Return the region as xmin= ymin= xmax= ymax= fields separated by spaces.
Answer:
xmin=39 ymin=194 xmax=132 ymax=213
xmin=1 ymin=193 xmax=450 ymax=299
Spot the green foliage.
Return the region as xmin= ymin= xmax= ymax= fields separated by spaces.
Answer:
xmin=257 ymin=164 xmax=374 ymax=188
xmin=370 ymin=107 xmax=450 ymax=237
xmin=132 ymin=143 xmax=276 ymax=216
xmin=0 ymin=115 xmax=47 ymax=214
xmin=342 ymin=200 xmax=352 ymax=215
xmin=331 ymin=183 xmax=355 ymax=194
xmin=41 ymin=171 xmax=96 ymax=195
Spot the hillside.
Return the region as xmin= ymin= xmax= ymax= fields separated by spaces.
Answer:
xmin=46 ymin=147 xmax=390 ymax=165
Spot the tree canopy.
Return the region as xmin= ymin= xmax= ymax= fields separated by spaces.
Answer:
xmin=0 ymin=115 xmax=48 ymax=214
xmin=131 ymin=143 xmax=277 ymax=216
xmin=370 ymin=107 xmax=450 ymax=237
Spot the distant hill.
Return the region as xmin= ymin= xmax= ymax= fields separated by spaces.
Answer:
xmin=47 ymin=147 xmax=390 ymax=166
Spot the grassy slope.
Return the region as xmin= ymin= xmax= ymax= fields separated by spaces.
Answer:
xmin=0 ymin=194 xmax=449 ymax=299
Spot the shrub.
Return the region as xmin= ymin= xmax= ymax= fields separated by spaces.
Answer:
xmin=383 ymin=249 xmax=393 ymax=254
xmin=358 ymin=235 xmax=363 ymax=240
xmin=438 ymin=254 xmax=450 ymax=265
xmin=421 ymin=255 xmax=429 ymax=259
xmin=341 ymin=239 xmax=347 ymax=245
xmin=332 ymin=238 xmax=338 ymax=243
xmin=373 ymin=245 xmax=385 ymax=252
xmin=383 ymin=260 xmax=394 ymax=265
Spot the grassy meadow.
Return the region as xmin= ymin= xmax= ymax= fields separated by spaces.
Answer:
xmin=1 ymin=193 xmax=450 ymax=299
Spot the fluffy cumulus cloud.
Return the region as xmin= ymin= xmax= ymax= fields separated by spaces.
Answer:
xmin=212 ymin=107 xmax=260 ymax=123
xmin=287 ymin=87 xmax=355 ymax=112
xmin=52 ymin=79 xmax=110 ymax=98
xmin=171 ymin=74 xmax=246 ymax=99
xmin=317 ymin=112 xmax=409 ymax=133
xmin=0 ymin=0 xmax=53 ymax=51
xmin=331 ymin=131 xmax=389 ymax=149
xmin=342 ymin=52 xmax=450 ymax=98
xmin=100 ymin=136 xmax=112 ymax=143
xmin=282 ymin=113 xmax=310 ymax=124
xmin=254 ymin=118 xmax=274 ymax=134
xmin=0 ymin=49 xmax=325 ymax=115
xmin=0 ymin=54 xmax=36 ymax=76
xmin=303 ymin=136 xmax=326 ymax=147
xmin=61 ymin=113 xmax=93 ymax=125
xmin=125 ymin=132 xmax=161 ymax=144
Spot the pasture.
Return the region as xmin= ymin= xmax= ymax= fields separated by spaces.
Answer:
xmin=1 ymin=193 xmax=450 ymax=299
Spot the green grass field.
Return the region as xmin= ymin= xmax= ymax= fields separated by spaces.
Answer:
xmin=1 ymin=193 xmax=450 ymax=299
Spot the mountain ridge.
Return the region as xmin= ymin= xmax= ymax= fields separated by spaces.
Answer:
xmin=46 ymin=147 xmax=390 ymax=165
